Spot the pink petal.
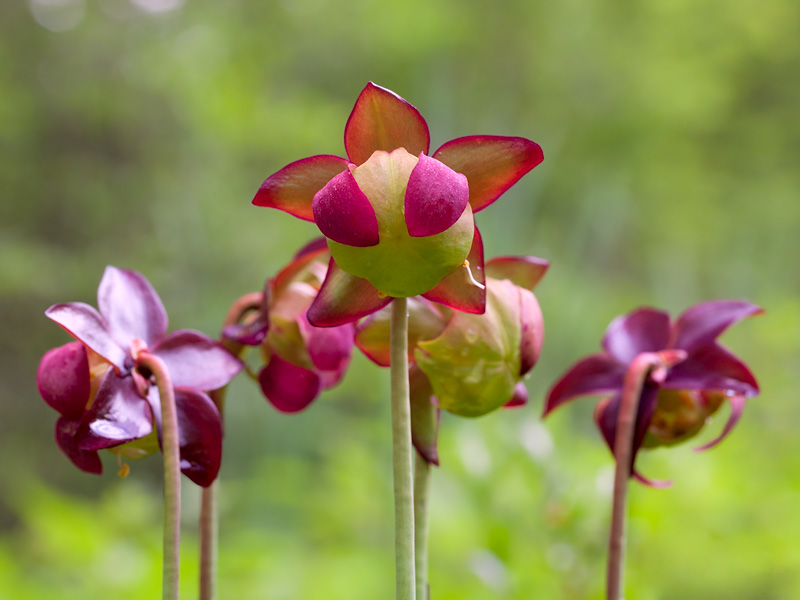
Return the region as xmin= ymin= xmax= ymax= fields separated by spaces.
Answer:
xmin=307 ymin=258 xmax=393 ymax=327
xmin=519 ymin=288 xmax=544 ymax=376
xmin=663 ymin=343 xmax=759 ymax=397
xmin=344 ymin=82 xmax=430 ymax=165
xmin=422 ymin=225 xmax=485 ymax=313
xmin=602 ymin=308 xmax=671 ymax=365
xmin=503 ymin=382 xmax=529 ymax=408
xmin=293 ymin=236 xmax=330 ymax=259
xmin=432 ymin=136 xmax=543 ymax=213
xmin=174 ymin=387 xmax=223 ymax=487
xmin=274 ymin=239 xmax=330 ymax=296
xmin=543 ymin=354 xmax=626 ymax=416
xmin=252 ymin=155 xmax=348 ymax=222
xmin=312 ymin=167 xmax=380 ymax=247
xmin=485 ymin=256 xmax=549 ymax=291
xmin=55 ymin=417 xmax=102 ymax=475
xmin=410 ymin=366 xmax=440 ymax=465
xmin=694 ymin=394 xmax=746 ymax=452
xmin=45 ymin=302 xmax=128 ymax=371
xmin=258 ymin=356 xmax=322 ymax=413
xmin=632 ymin=471 xmax=673 ymax=488
xmin=671 ymin=300 xmax=764 ymax=353
xmin=37 ymin=342 xmax=91 ymax=420
xmin=404 ymin=153 xmax=469 ymax=237
xmin=98 ymin=266 xmax=168 ymax=349
xmin=153 ymin=330 xmax=243 ymax=391
xmin=75 ymin=371 xmax=154 ymax=451
xmin=297 ymin=315 xmax=355 ymax=372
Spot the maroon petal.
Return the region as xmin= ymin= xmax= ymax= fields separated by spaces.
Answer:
xmin=694 ymin=394 xmax=746 ymax=452
xmin=663 ymin=343 xmax=759 ymax=396
xmin=632 ymin=471 xmax=673 ymax=488
xmin=485 ymin=256 xmax=549 ymax=291
xmin=503 ymin=382 xmax=529 ymax=408
xmin=98 ymin=266 xmax=168 ymax=349
xmin=543 ymin=354 xmax=626 ymax=416
xmin=223 ymin=311 xmax=269 ymax=346
xmin=432 ymin=136 xmax=543 ymax=213
xmin=55 ymin=418 xmax=103 ymax=474
xmin=671 ymin=300 xmax=764 ymax=353
xmin=37 ymin=342 xmax=91 ymax=420
xmin=312 ymin=167 xmax=380 ymax=247
xmin=298 ymin=316 xmax=355 ymax=372
xmin=252 ymin=155 xmax=349 ymax=222
xmin=45 ymin=302 xmax=128 ymax=371
xmin=410 ymin=366 xmax=440 ymax=465
xmin=404 ymin=153 xmax=469 ymax=237
xmin=258 ymin=356 xmax=322 ymax=413
xmin=153 ymin=330 xmax=243 ymax=391
xmin=422 ymin=225 xmax=485 ymax=314
xmin=294 ymin=236 xmax=330 ymax=259
xmin=75 ymin=371 xmax=154 ymax=451
xmin=519 ymin=288 xmax=544 ymax=376
xmin=307 ymin=258 xmax=393 ymax=327
xmin=344 ymin=82 xmax=430 ymax=165
xmin=602 ymin=308 xmax=671 ymax=365
xmin=174 ymin=387 xmax=223 ymax=487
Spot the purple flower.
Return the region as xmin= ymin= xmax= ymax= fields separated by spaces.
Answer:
xmin=544 ymin=300 xmax=763 ymax=485
xmin=37 ymin=266 xmax=243 ymax=487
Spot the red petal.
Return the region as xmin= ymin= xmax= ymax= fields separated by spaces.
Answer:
xmin=694 ymin=394 xmax=746 ymax=452
xmin=45 ymin=302 xmax=128 ymax=371
xmin=671 ymin=300 xmax=764 ymax=352
xmin=312 ymin=167 xmax=380 ymax=247
xmin=297 ymin=316 xmax=355 ymax=372
xmin=344 ymin=82 xmax=430 ymax=165
xmin=519 ymin=288 xmax=544 ymax=376
xmin=258 ymin=356 xmax=322 ymax=413
xmin=503 ymin=382 xmax=529 ymax=408
xmin=432 ymin=136 xmax=543 ymax=213
xmin=543 ymin=354 xmax=625 ymax=416
xmin=404 ymin=153 xmax=469 ymax=237
xmin=485 ymin=256 xmax=549 ymax=291
xmin=174 ymin=387 xmax=223 ymax=487
xmin=307 ymin=258 xmax=393 ymax=327
xmin=252 ymin=155 xmax=348 ymax=221
xmin=37 ymin=342 xmax=91 ymax=420
xmin=602 ymin=308 xmax=671 ymax=365
xmin=663 ymin=343 xmax=759 ymax=396
xmin=98 ymin=266 xmax=168 ymax=349
xmin=410 ymin=366 xmax=440 ymax=465
xmin=422 ymin=225 xmax=485 ymax=314
xmin=153 ymin=330 xmax=243 ymax=391
xmin=55 ymin=418 xmax=103 ymax=475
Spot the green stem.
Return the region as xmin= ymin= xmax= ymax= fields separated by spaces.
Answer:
xmin=413 ymin=452 xmax=431 ymax=600
xmin=390 ymin=297 xmax=416 ymax=600
xmin=137 ymin=351 xmax=181 ymax=600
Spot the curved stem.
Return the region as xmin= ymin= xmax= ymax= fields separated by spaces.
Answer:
xmin=414 ymin=452 xmax=431 ymax=600
xmin=137 ymin=352 xmax=181 ymax=600
xmin=391 ymin=297 xmax=416 ymax=600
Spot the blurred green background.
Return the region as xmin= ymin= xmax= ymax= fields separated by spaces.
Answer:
xmin=2 ymin=0 xmax=798 ymax=598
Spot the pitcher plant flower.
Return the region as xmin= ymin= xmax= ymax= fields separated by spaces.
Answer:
xmin=37 ymin=266 xmax=243 ymax=487
xmin=253 ymin=82 xmax=544 ymax=325
xmin=543 ymin=299 xmax=762 ymax=485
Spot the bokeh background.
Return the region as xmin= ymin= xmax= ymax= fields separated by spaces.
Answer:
xmin=2 ymin=0 xmax=799 ymax=598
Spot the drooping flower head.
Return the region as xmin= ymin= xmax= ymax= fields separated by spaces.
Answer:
xmin=543 ymin=300 xmax=763 ymax=485
xmin=37 ymin=266 xmax=243 ymax=487
xmin=254 ymin=82 xmax=544 ymax=325
xmin=223 ymin=239 xmax=355 ymax=413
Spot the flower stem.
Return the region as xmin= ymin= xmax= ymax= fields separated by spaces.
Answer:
xmin=137 ymin=352 xmax=181 ymax=600
xmin=390 ymin=297 xmax=416 ymax=600
xmin=414 ymin=452 xmax=431 ymax=600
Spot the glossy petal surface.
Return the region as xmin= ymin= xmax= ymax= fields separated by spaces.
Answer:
xmin=45 ymin=302 xmax=127 ymax=371
xmin=671 ymin=300 xmax=763 ymax=352
xmin=519 ymin=287 xmax=544 ymax=376
xmin=154 ymin=330 xmax=243 ymax=391
xmin=253 ymin=155 xmax=348 ymax=222
xmin=663 ymin=343 xmax=759 ymax=396
xmin=298 ymin=316 xmax=355 ymax=372
xmin=485 ymin=256 xmax=549 ymax=291
xmin=422 ymin=225 xmax=485 ymax=313
xmin=55 ymin=418 xmax=102 ymax=475
xmin=98 ymin=266 xmax=168 ymax=349
xmin=543 ymin=354 xmax=626 ymax=416
xmin=432 ymin=135 xmax=543 ymax=212
xmin=602 ymin=308 xmax=671 ymax=365
xmin=409 ymin=366 xmax=439 ymax=465
xmin=307 ymin=259 xmax=392 ymax=327
xmin=312 ymin=167 xmax=380 ymax=247
xmin=37 ymin=342 xmax=91 ymax=420
xmin=174 ymin=387 xmax=223 ymax=487
xmin=259 ymin=356 xmax=322 ymax=413
xmin=404 ymin=154 xmax=469 ymax=237
xmin=344 ymin=82 xmax=430 ymax=165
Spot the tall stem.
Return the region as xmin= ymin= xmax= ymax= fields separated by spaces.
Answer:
xmin=413 ymin=452 xmax=431 ymax=600
xmin=138 ymin=352 xmax=181 ymax=600
xmin=390 ymin=297 xmax=416 ymax=600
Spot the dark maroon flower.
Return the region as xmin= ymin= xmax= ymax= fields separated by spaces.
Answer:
xmin=37 ymin=266 xmax=243 ymax=487
xmin=544 ymin=300 xmax=763 ymax=485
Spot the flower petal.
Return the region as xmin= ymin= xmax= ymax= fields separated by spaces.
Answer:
xmin=632 ymin=471 xmax=673 ymax=488
xmin=55 ymin=417 xmax=103 ymax=475
xmin=307 ymin=258 xmax=393 ymax=327
xmin=37 ymin=342 xmax=91 ymax=420
xmin=252 ymin=155 xmax=349 ymax=222
xmin=75 ymin=371 xmax=154 ymax=451
xmin=344 ymin=82 xmax=430 ymax=165
xmin=663 ymin=343 xmax=759 ymax=396
xmin=543 ymin=354 xmax=626 ymax=416
xmin=503 ymin=382 xmax=529 ymax=408
xmin=258 ymin=356 xmax=322 ymax=413
xmin=519 ymin=288 xmax=544 ymax=376
xmin=404 ymin=153 xmax=469 ymax=237
xmin=410 ymin=366 xmax=440 ymax=465
xmin=485 ymin=256 xmax=549 ymax=291
xmin=173 ymin=387 xmax=223 ymax=487
xmin=153 ymin=330 xmax=243 ymax=391
xmin=45 ymin=302 xmax=128 ymax=371
xmin=422 ymin=225 xmax=485 ymax=314
xmin=297 ymin=315 xmax=355 ymax=372
xmin=432 ymin=136 xmax=544 ymax=213
xmin=602 ymin=308 xmax=671 ymax=365
xmin=671 ymin=300 xmax=764 ymax=352
xmin=312 ymin=167 xmax=380 ymax=247
xmin=98 ymin=266 xmax=168 ymax=349
xmin=694 ymin=394 xmax=746 ymax=452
